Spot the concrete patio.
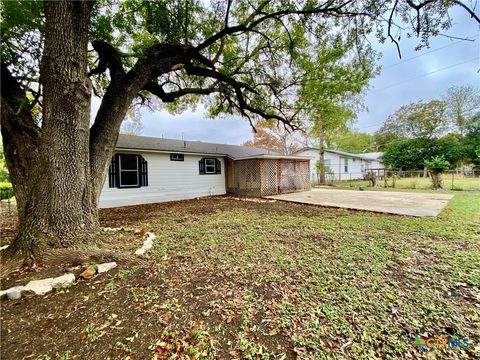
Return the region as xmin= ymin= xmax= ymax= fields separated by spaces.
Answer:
xmin=267 ymin=188 xmax=454 ymax=217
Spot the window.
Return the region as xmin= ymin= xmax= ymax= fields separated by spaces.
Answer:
xmin=323 ymin=159 xmax=331 ymax=167
xmin=108 ymin=154 xmax=148 ymax=188
xmin=170 ymin=153 xmax=184 ymax=161
xmin=199 ymin=158 xmax=221 ymax=175
xmin=205 ymin=158 xmax=216 ymax=174
xmin=119 ymin=154 xmax=139 ymax=187
xmin=344 ymin=159 xmax=348 ymax=173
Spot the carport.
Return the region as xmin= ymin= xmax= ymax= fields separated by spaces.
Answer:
xmin=266 ymin=188 xmax=453 ymax=217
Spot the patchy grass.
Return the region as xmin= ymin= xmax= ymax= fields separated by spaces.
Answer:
xmin=1 ymin=193 xmax=479 ymax=359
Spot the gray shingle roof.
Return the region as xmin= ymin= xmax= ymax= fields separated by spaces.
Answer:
xmin=116 ymin=134 xmax=282 ymax=159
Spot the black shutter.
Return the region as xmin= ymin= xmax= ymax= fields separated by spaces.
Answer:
xmin=108 ymin=156 xmax=116 ymax=188
xmin=215 ymin=159 xmax=221 ymax=174
xmin=139 ymin=155 xmax=148 ymax=187
xmin=199 ymin=158 xmax=205 ymax=174
xmin=109 ymin=155 xmax=120 ymax=188
xmin=114 ymin=154 xmax=121 ymax=188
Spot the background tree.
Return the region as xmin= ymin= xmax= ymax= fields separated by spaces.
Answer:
xmin=373 ymin=131 xmax=405 ymax=151
xmin=328 ymin=130 xmax=377 ymax=153
xmin=444 ymin=85 xmax=480 ymax=135
xmin=242 ymin=120 xmax=301 ymax=155
xmin=1 ymin=0 xmax=479 ymax=261
xmin=0 ymin=133 xmax=10 ymax=182
xmin=295 ymin=34 xmax=378 ymax=183
xmin=463 ymin=117 xmax=480 ymax=167
xmin=376 ymin=100 xmax=448 ymax=139
xmin=382 ymin=136 xmax=464 ymax=171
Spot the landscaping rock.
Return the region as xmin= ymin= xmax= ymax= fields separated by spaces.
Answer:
xmin=0 ymin=289 xmax=7 ymax=299
xmin=97 ymin=262 xmax=117 ymax=273
xmin=52 ymin=273 xmax=75 ymax=289
xmin=6 ymin=286 xmax=24 ymax=300
xmin=143 ymin=239 xmax=153 ymax=250
xmin=23 ymin=278 xmax=53 ymax=296
xmin=146 ymin=232 xmax=157 ymax=240
xmin=134 ymin=247 xmax=146 ymax=256
xmin=0 ymin=244 xmax=9 ymax=251
xmin=80 ymin=265 xmax=97 ymax=279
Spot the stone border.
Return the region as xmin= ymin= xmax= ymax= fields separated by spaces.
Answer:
xmin=1 ymin=231 xmax=157 ymax=301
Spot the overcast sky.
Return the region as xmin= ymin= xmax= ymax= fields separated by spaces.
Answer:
xmin=101 ymin=7 xmax=480 ymax=145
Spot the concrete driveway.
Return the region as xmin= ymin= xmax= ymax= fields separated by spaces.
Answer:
xmin=267 ymin=188 xmax=454 ymax=217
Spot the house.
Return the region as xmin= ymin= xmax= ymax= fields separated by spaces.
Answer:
xmin=293 ymin=147 xmax=384 ymax=182
xmin=99 ymin=134 xmax=311 ymax=208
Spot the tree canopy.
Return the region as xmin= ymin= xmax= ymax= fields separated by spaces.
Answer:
xmin=2 ymin=0 xmax=479 ymax=131
xmin=382 ymin=135 xmax=465 ymax=170
xmin=328 ymin=130 xmax=376 ymax=153
xmin=242 ymin=119 xmax=301 ymax=155
xmin=1 ymin=0 xmax=479 ymax=258
xmin=376 ymin=99 xmax=448 ymax=139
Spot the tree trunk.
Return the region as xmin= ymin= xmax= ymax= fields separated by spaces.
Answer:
xmin=430 ymin=172 xmax=443 ymax=189
xmin=318 ymin=120 xmax=326 ymax=184
xmin=4 ymin=1 xmax=99 ymax=259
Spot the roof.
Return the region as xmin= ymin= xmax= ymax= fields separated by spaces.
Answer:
xmin=115 ymin=134 xmax=310 ymax=160
xmin=295 ymin=147 xmax=383 ymax=161
xmin=295 ymin=147 xmax=365 ymax=159
xmin=355 ymin=152 xmax=383 ymax=160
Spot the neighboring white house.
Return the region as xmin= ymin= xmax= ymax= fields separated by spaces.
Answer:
xmin=99 ymin=134 xmax=310 ymax=208
xmin=294 ymin=147 xmax=384 ymax=182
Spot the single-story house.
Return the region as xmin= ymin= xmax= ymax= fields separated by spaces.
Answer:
xmin=293 ymin=148 xmax=384 ymax=182
xmin=99 ymin=134 xmax=311 ymax=208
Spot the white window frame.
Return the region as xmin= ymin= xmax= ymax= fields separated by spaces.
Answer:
xmin=344 ymin=159 xmax=349 ymax=173
xmin=170 ymin=153 xmax=184 ymax=161
xmin=119 ymin=154 xmax=139 ymax=188
xmin=205 ymin=158 xmax=216 ymax=174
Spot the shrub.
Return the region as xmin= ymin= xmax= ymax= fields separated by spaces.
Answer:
xmin=0 ymin=182 xmax=14 ymax=200
xmin=424 ymin=156 xmax=450 ymax=189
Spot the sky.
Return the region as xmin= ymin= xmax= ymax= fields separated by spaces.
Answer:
xmin=97 ymin=6 xmax=480 ymax=145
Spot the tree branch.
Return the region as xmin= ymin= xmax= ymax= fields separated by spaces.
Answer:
xmin=142 ymin=81 xmax=221 ymax=102
xmin=0 ymin=63 xmax=41 ymax=202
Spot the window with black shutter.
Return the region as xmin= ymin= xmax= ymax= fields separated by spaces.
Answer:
xmin=199 ymin=158 xmax=221 ymax=175
xmin=108 ymin=154 xmax=148 ymax=188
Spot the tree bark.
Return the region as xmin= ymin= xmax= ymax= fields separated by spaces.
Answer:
xmin=318 ymin=119 xmax=326 ymax=184
xmin=3 ymin=1 xmax=98 ymax=259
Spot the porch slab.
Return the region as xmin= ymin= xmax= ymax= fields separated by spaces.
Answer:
xmin=266 ymin=188 xmax=454 ymax=217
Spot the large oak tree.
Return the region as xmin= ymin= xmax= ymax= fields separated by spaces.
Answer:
xmin=1 ymin=0 xmax=479 ymax=261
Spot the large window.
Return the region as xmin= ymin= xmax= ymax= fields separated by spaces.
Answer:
xmin=119 ymin=154 xmax=139 ymax=187
xmin=109 ymin=154 xmax=148 ymax=188
xmin=199 ymin=158 xmax=221 ymax=175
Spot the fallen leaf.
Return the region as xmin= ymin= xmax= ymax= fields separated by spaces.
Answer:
xmin=80 ymin=265 xmax=97 ymax=280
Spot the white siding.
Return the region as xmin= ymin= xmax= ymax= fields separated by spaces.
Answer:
xmin=99 ymin=151 xmax=226 ymax=208
xmin=296 ymin=149 xmax=380 ymax=181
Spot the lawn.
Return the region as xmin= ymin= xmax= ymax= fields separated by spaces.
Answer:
xmin=1 ymin=193 xmax=479 ymax=359
xmin=332 ymin=175 xmax=480 ymax=191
